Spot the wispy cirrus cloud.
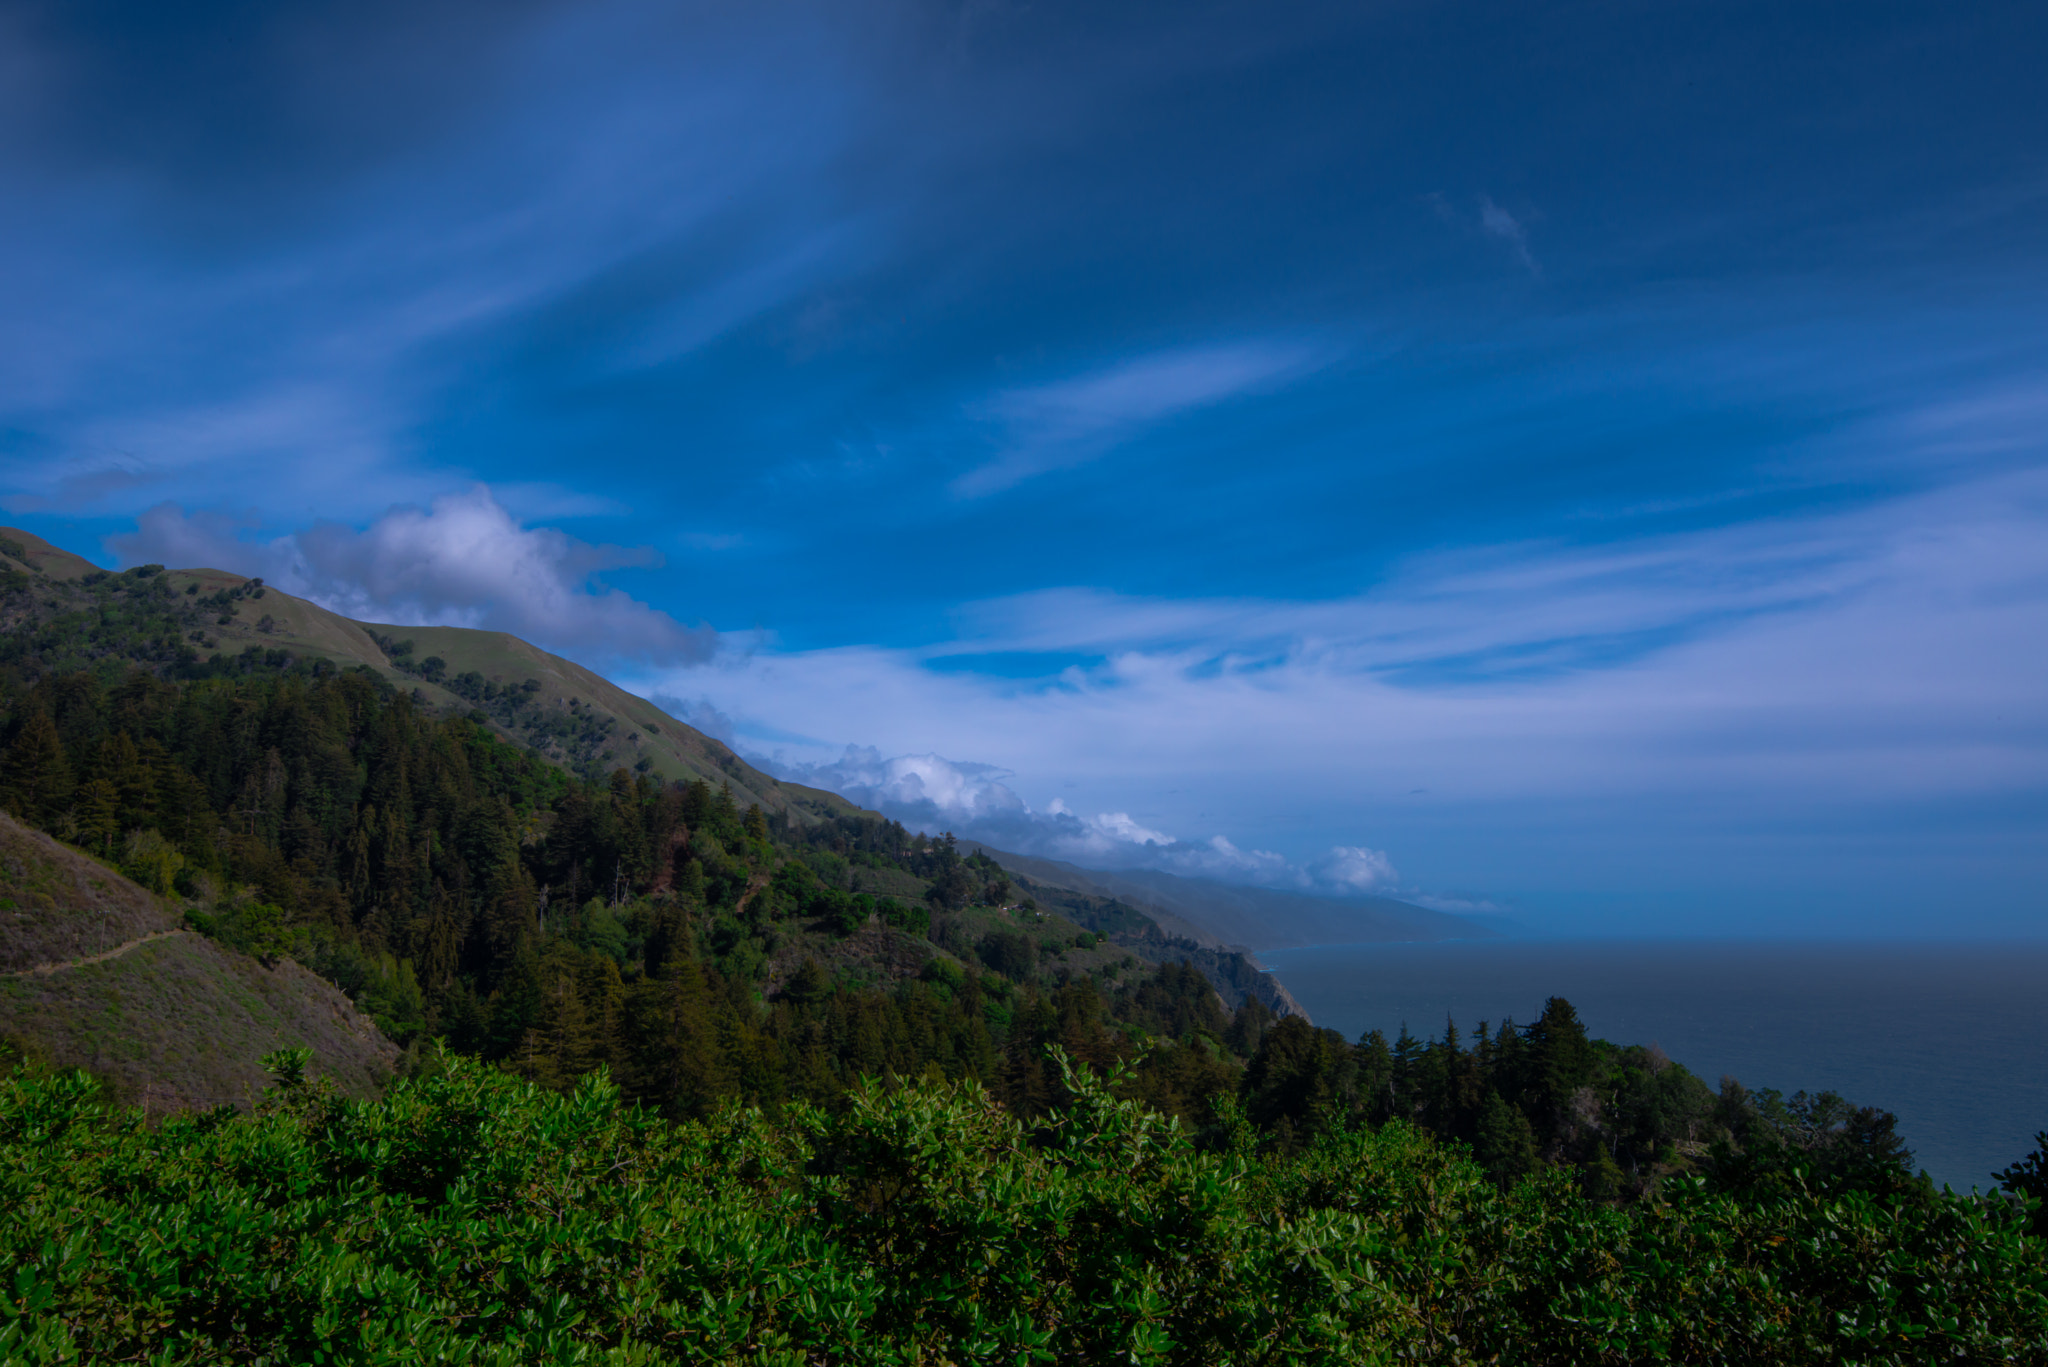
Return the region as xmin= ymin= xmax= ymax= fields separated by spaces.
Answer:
xmin=1478 ymin=194 xmax=1538 ymax=275
xmin=951 ymin=341 xmax=1325 ymax=497
xmin=635 ymin=461 xmax=2048 ymax=933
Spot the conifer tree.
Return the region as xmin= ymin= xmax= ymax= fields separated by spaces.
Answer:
xmin=1 ymin=706 xmax=72 ymax=824
xmin=74 ymin=778 xmax=120 ymax=854
xmin=480 ymin=853 xmax=539 ymax=975
xmin=1474 ymin=1092 xmax=1541 ymax=1188
xmin=1355 ymin=1028 xmax=1396 ymax=1123
xmin=102 ymin=731 xmax=155 ymax=830
xmin=1526 ymin=996 xmax=1595 ymax=1129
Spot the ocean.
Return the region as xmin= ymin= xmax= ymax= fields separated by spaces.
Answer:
xmin=1256 ymin=938 xmax=2048 ymax=1194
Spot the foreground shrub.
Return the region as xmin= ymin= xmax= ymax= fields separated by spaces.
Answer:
xmin=0 ymin=1052 xmax=2041 ymax=1365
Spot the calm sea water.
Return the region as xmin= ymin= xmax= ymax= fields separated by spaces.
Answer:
xmin=1257 ymin=939 xmax=2048 ymax=1193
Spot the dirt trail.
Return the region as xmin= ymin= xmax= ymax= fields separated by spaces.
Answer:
xmin=2 ymin=929 xmax=189 ymax=978
xmin=733 ymin=871 xmax=772 ymax=918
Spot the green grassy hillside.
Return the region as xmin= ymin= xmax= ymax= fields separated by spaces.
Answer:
xmin=0 ymin=527 xmax=100 ymax=581
xmin=0 ymin=813 xmax=395 ymax=1108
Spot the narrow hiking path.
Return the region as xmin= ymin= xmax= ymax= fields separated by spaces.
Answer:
xmin=733 ymin=871 xmax=772 ymax=919
xmin=3 ymin=929 xmax=189 ymax=978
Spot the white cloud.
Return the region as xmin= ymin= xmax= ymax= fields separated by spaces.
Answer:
xmin=1312 ymin=845 xmax=1400 ymax=892
xmin=762 ymin=743 xmax=1412 ymax=897
xmin=629 ymin=464 xmax=2048 ymax=928
xmin=111 ymin=486 xmax=713 ymax=665
xmin=951 ymin=341 xmax=1321 ymax=496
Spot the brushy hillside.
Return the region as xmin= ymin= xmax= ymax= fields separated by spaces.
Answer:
xmin=0 ymin=931 xmax=395 ymax=1111
xmin=0 ymin=811 xmax=179 ymax=972
xmin=0 ymin=811 xmax=395 ymax=1109
xmin=1 ymin=1052 xmax=2042 ymax=1366
xmin=997 ymin=865 xmax=1314 ymax=1019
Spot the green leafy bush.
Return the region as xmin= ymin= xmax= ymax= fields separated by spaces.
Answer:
xmin=1 ymin=1051 xmax=2041 ymax=1366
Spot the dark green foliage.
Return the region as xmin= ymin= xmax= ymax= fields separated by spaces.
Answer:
xmin=1997 ymin=1131 xmax=2048 ymax=1237
xmin=183 ymin=900 xmax=289 ymax=962
xmin=0 ymin=707 xmax=70 ymax=824
xmin=1474 ymin=1091 xmax=1541 ymax=1186
xmin=1709 ymin=1080 xmax=1932 ymax=1202
xmin=0 ymin=662 xmax=1251 ymax=1134
xmin=977 ymin=928 xmax=1037 ymax=979
xmin=1 ymin=1052 xmax=2042 ymax=1366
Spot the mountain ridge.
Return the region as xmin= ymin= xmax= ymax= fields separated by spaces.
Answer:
xmin=2 ymin=525 xmax=1337 ymax=1021
xmin=972 ymin=847 xmax=1497 ymax=952
xmin=1 ymin=525 xmax=853 ymax=821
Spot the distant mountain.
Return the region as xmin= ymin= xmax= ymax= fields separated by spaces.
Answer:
xmin=0 ymin=811 xmax=396 ymax=1108
xmin=973 ymin=849 xmax=1498 ymax=951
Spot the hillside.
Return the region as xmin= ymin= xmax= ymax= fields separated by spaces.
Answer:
xmin=0 ymin=812 xmax=396 ymax=1108
xmin=0 ymin=811 xmax=179 ymax=971
xmin=980 ymin=848 xmax=1495 ymax=951
xmin=980 ymin=861 xmax=1313 ymax=1019
xmin=0 ymin=588 xmax=1295 ymax=1127
xmin=0 ymin=524 xmax=853 ymax=819
xmin=0 ymin=525 xmax=1315 ymax=1017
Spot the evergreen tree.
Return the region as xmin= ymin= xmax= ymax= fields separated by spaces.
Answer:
xmin=1525 ymin=996 xmax=1595 ymax=1135
xmin=1 ymin=706 xmax=72 ymax=824
xmin=1474 ymin=1092 xmax=1541 ymax=1188
xmin=73 ymin=778 xmax=120 ymax=854
xmin=1354 ymin=1028 xmax=1396 ymax=1123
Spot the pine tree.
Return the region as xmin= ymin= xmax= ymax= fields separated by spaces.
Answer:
xmin=1474 ymin=1092 xmax=1541 ymax=1188
xmin=1 ymin=706 xmax=72 ymax=825
xmin=479 ymin=853 xmax=539 ymax=975
xmin=102 ymin=731 xmax=156 ymax=830
xmin=74 ymin=778 xmax=120 ymax=854
xmin=1526 ymin=996 xmax=1595 ymax=1128
xmin=1354 ymin=1029 xmax=1396 ymax=1123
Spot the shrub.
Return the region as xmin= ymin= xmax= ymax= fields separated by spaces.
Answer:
xmin=0 ymin=1052 xmax=2041 ymax=1365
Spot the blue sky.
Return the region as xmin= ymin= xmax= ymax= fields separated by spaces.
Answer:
xmin=1 ymin=0 xmax=2044 ymax=934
